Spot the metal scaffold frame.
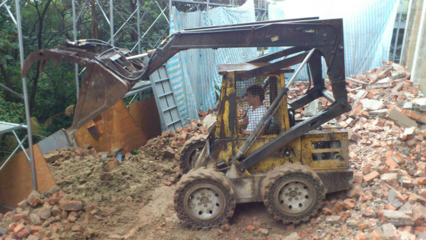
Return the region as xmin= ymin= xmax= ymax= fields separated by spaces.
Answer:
xmin=70 ymin=0 xmax=268 ymax=107
xmin=0 ymin=0 xmax=268 ymax=195
xmin=0 ymin=0 xmax=37 ymax=191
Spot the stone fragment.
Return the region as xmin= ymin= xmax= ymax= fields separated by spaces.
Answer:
xmin=400 ymin=231 xmax=416 ymax=240
xmin=71 ymin=225 xmax=84 ymax=232
xmin=60 ymin=200 xmax=83 ymax=211
xmin=163 ymin=147 xmax=175 ymax=159
xmin=343 ymin=199 xmax=356 ymax=209
xmin=347 ymin=219 xmax=359 ymax=228
xmin=361 ymin=99 xmax=383 ymax=111
xmin=387 ymin=108 xmax=417 ymax=128
xmin=326 ymin=215 xmax=341 ymax=224
xmin=283 ymin=232 xmax=301 ymax=240
xmin=413 ymin=204 xmax=426 ymax=225
xmin=381 ymin=173 xmax=398 ymax=185
xmin=382 ymin=223 xmax=397 ymax=239
xmin=38 ymin=207 xmax=51 ymax=220
xmin=29 ymin=213 xmax=41 ymax=225
xmin=381 ymin=210 xmax=414 ymax=226
xmin=43 ymin=151 xmax=61 ymax=163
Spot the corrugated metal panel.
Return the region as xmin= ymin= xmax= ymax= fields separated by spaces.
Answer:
xmin=166 ymin=0 xmax=257 ymax=121
xmin=150 ymin=65 xmax=183 ymax=131
xmin=38 ymin=129 xmax=71 ymax=155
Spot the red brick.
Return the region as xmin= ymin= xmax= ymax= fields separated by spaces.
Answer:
xmin=404 ymin=110 xmax=426 ymax=124
xmin=246 ymin=225 xmax=255 ymax=231
xmin=354 ymin=172 xmax=363 ymax=185
xmin=385 ymin=203 xmax=397 ymax=211
xmin=16 ymin=225 xmax=30 ymax=239
xmin=71 ymin=225 xmax=84 ymax=232
xmin=343 ymin=199 xmax=356 ymax=210
xmin=8 ymin=222 xmax=17 ymax=232
xmin=334 ymin=201 xmax=344 ymax=213
xmin=49 ymin=193 xmax=61 ymax=205
xmin=60 ymin=200 xmax=83 ymax=211
xmin=386 ymin=151 xmax=399 ymax=168
xmin=12 ymin=213 xmax=26 ymax=221
xmin=322 ymin=207 xmax=333 ymax=215
xmin=364 ymin=171 xmax=380 ymax=183
xmin=26 ymin=191 xmax=42 ymax=207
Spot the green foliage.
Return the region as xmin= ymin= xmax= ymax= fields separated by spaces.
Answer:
xmin=0 ymin=0 xmax=267 ymax=158
xmin=0 ymin=91 xmax=25 ymax=123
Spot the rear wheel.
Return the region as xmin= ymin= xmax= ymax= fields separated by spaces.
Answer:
xmin=180 ymin=136 xmax=206 ymax=174
xmin=262 ymin=163 xmax=325 ymax=225
xmin=174 ymin=167 xmax=236 ymax=229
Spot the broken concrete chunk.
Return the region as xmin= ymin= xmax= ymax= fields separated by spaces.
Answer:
xmin=162 ymin=147 xmax=175 ymax=159
xmin=283 ymin=232 xmax=301 ymax=240
xmin=44 ymin=151 xmax=61 ymax=163
xmin=387 ymin=108 xmax=418 ymax=128
xmin=360 ymin=99 xmax=383 ymax=111
xmin=377 ymin=77 xmax=391 ymax=84
xmin=369 ymin=109 xmax=388 ymax=117
xmin=403 ymin=127 xmax=416 ymax=137
xmin=414 ymin=98 xmax=426 ymax=111
xmin=381 ymin=173 xmax=398 ymax=185
xmin=403 ymin=102 xmax=413 ymax=109
xmin=326 ymin=215 xmax=341 ymax=224
xmin=381 ymin=223 xmax=397 ymax=238
xmin=381 ymin=210 xmax=414 ymax=226
xmin=202 ymin=114 xmax=217 ymax=131
xmin=304 ymin=100 xmax=321 ymax=117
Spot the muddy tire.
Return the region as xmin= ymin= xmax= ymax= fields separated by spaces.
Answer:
xmin=261 ymin=163 xmax=326 ymax=225
xmin=174 ymin=167 xmax=236 ymax=229
xmin=180 ymin=135 xmax=206 ymax=174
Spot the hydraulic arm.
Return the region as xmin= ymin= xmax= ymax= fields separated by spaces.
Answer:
xmin=22 ymin=18 xmax=351 ymax=168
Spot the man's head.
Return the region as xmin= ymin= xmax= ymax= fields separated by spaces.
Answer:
xmin=246 ymin=84 xmax=264 ymax=107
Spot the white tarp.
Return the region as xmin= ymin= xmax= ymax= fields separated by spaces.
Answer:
xmin=269 ymin=0 xmax=399 ymax=80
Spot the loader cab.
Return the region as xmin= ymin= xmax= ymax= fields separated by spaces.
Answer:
xmin=205 ymin=62 xmax=350 ymax=174
xmin=215 ymin=63 xmax=295 ymax=139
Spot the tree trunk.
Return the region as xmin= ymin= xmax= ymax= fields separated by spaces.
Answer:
xmin=91 ymin=0 xmax=100 ymax=39
xmin=29 ymin=0 xmax=53 ymax=114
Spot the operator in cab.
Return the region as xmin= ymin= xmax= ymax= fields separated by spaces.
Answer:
xmin=239 ymin=84 xmax=267 ymax=135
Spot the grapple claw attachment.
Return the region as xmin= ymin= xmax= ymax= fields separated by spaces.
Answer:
xmin=22 ymin=40 xmax=146 ymax=131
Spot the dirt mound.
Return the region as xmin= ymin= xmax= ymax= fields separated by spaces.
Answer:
xmin=45 ymin=147 xmax=180 ymax=204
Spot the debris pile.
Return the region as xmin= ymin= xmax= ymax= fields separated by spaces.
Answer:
xmin=44 ymin=147 xmax=179 ymax=204
xmin=2 ymin=61 xmax=426 ymax=239
xmin=0 ymin=189 xmax=99 ymax=239
xmin=289 ymin=61 xmax=426 ymax=239
xmin=138 ymin=119 xmax=210 ymax=160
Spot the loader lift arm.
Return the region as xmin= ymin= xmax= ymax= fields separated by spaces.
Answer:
xmin=22 ymin=18 xmax=351 ymax=170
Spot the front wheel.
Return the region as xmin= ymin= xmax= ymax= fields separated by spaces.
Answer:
xmin=174 ymin=167 xmax=236 ymax=229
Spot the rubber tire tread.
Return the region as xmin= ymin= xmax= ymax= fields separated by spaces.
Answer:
xmin=174 ymin=167 xmax=236 ymax=230
xmin=261 ymin=162 xmax=326 ymax=225
xmin=179 ymin=135 xmax=207 ymax=174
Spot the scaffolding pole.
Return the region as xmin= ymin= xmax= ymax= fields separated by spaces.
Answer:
xmin=15 ymin=0 xmax=37 ymax=190
xmin=110 ymin=0 xmax=114 ymax=46
xmin=72 ymin=0 xmax=79 ymax=99
xmin=137 ymin=0 xmax=141 ymax=54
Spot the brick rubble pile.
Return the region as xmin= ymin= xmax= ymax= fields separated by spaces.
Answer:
xmin=281 ymin=61 xmax=426 ymax=239
xmin=2 ymin=61 xmax=426 ymax=239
